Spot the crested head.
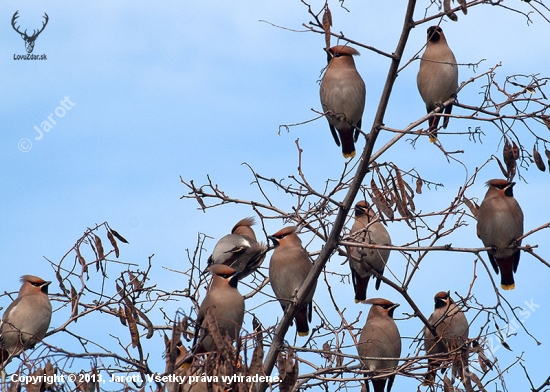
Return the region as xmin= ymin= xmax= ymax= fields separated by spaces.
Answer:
xmin=268 ymin=226 xmax=300 ymax=248
xmin=329 ymin=45 xmax=360 ymax=57
xmin=270 ymin=226 xmax=297 ymax=239
xmin=19 ymin=275 xmax=51 ymax=295
xmin=232 ymin=217 xmax=257 ymax=240
xmin=20 ymin=275 xmax=48 ymax=285
xmin=208 ymin=264 xmax=240 ymax=288
xmin=486 ymin=179 xmax=515 ymax=197
xmin=364 ymin=298 xmax=399 ymax=317
xmin=364 ymin=298 xmax=396 ymax=307
xmin=433 ymin=291 xmax=452 ymax=308
xmin=208 ymin=264 xmax=238 ymax=277
xmin=354 ymin=201 xmax=374 ymax=218
xmin=426 ymin=25 xmax=444 ymax=43
xmin=486 ymin=179 xmax=512 ymax=188
xmin=232 ymin=217 xmax=255 ymax=233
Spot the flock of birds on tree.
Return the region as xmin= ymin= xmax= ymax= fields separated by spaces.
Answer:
xmin=0 ymin=23 xmax=528 ymax=392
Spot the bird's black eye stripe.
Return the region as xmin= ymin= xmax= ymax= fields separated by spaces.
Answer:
xmin=31 ymin=282 xmax=41 ymax=287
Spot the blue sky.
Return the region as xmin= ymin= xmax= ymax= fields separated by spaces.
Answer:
xmin=1 ymin=1 xmax=549 ymax=390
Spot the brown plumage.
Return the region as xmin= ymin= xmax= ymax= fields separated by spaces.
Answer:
xmin=417 ymin=26 xmax=458 ymax=141
xmin=423 ymin=291 xmax=469 ymax=384
xmin=347 ymin=201 xmax=391 ymax=303
xmin=268 ymin=226 xmax=316 ymax=337
xmin=1 ymin=275 xmax=52 ymax=364
xmin=193 ymin=264 xmax=244 ymax=355
xmin=357 ymin=298 xmax=401 ymax=392
xmin=476 ymin=179 xmax=524 ymax=290
xmin=320 ymin=45 xmax=366 ymax=158
xmin=207 ymin=217 xmax=267 ymax=280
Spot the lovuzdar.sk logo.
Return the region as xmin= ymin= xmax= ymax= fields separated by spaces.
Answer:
xmin=12 ymin=10 xmax=48 ymax=60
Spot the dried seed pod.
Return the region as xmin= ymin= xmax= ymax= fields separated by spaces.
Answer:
xmin=503 ymin=138 xmax=515 ymax=171
xmin=70 ymin=284 xmax=79 ymax=320
xmin=444 ymin=0 xmax=458 ymax=21
xmin=118 ymin=306 xmax=127 ymax=326
xmin=76 ymin=248 xmax=88 ymax=275
xmin=107 ymin=230 xmax=120 ymax=258
xmin=542 ymin=115 xmax=550 ymax=131
xmin=128 ymin=271 xmax=144 ymax=291
xmin=370 ymin=178 xmax=387 ymax=205
xmin=533 ymin=146 xmax=546 ymax=171
xmin=545 ymin=148 xmax=550 ymax=161
xmin=416 ymin=176 xmax=423 ymax=194
xmin=470 ymin=373 xmax=487 ymax=392
xmin=495 ymin=156 xmax=511 ymax=178
xmin=93 ymin=234 xmax=105 ymax=261
xmin=135 ymin=307 xmax=154 ymax=339
xmin=391 ymin=175 xmax=411 ymax=220
xmin=371 ymin=195 xmax=394 ymax=221
xmin=336 ymin=349 xmax=343 ymax=367
xmin=322 ymin=5 xmax=332 ymax=50
xmin=512 ymin=141 xmax=520 ymax=160
xmin=55 ymin=268 xmax=69 ymax=296
xmin=322 ymin=342 xmax=333 ymax=361
xmin=394 ymin=191 xmax=410 ymax=220
xmin=463 ymin=196 xmax=479 ymax=218
xmin=406 ymin=190 xmax=416 ymax=212
xmin=478 ymin=354 xmax=488 ymax=373
xmin=457 ymin=0 xmax=468 ymax=14
xmin=402 ymin=178 xmax=416 ymax=212
xmin=278 ymin=348 xmax=299 ymax=392
xmin=394 ymin=169 xmax=407 ymax=202
xmin=110 ymin=228 xmax=129 ymax=244
xmin=44 ymin=361 xmax=56 ymax=389
xmin=125 ymin=304 xmax=140 ymax=348
xmin=249 ymin=335 xmax=264 ymax=378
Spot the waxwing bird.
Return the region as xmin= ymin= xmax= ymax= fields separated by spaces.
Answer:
xmin=476 ymin=179 xmax=524 ymax=290
xmin=268 ymin=226 xmax=316 ymax=337
xmin=357 ymin=298 xmax=401 ymax=392
xmin=193 ymin=264 xmax=244 ymax=356
xmin=417 ymin=25 xmax=458 ymax=140
xmin=1 ymin=275 xmax=52 ymax=364
xmin=208 ymin=217 xmax=268 ymax=280
xmin=424 ymin=291 xmax=469 ymax=385
xmin=320 ymin=45 xmax=366 ymax=158
xmin=347 ymin=201 xmax=391 ymax=303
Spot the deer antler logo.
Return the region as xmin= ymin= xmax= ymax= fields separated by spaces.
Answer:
xmin=12 ymin=11 xmax=49 ymax=54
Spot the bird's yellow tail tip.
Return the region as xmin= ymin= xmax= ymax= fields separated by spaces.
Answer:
xmin=298 ymin=331 xmax=309 ymax=337
xmin=343 ymin=151 xmax=356 ymax=159
xmin=501 ymin=283 xmax=515 ymax=290
xmin=429 ymin=136 xmax=438 ymax=143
